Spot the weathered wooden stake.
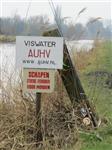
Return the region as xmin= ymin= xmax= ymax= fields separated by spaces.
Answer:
xmin=43 ymin=29 xmax=98 ymax=127
xmin=35 ymin=93 xmax=43 ymax=146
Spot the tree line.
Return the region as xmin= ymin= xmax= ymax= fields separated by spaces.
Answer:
xmin=0 ymin=15 xmax=111 ymax=40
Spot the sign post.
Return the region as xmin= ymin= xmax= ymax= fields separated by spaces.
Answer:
xmin=16 ymin=36 xmax=63 ymax=146
xmin=35 ymin=93 xmax=42 ymax=146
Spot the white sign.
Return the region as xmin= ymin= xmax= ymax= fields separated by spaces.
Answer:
xmin=23 ymin=68 xmax=55 ymax=93
xmin=16 ymin=36 xmax=63 ymax=69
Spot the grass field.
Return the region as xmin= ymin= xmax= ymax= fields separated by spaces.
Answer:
xmin=74 ymin=41 xmax=112 ymax=150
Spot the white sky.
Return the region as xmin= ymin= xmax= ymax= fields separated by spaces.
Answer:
xmin=0 ymin=0 xmax=112 ymax=24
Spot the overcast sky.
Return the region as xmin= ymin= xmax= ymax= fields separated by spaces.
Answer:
xmin=0 ymin=0 xmax=111 ymax=24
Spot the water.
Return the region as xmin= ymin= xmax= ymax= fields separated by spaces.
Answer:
xmin=0 ymin=43 xmax=18 ymax=97
xmin=0 ymin=43 xmax=16 ymax=92
xmin=0 ymin=40 xmax=94 ymax=96
xmin=66 ymin=40 xmax=94 ymax=51
xmin=0 ymin=43 xmax=15 ymax=75
xmin=0 ymin=40 xmax=93 ymax=72
xmin=0 ymin=40 xmax=94 ymax=74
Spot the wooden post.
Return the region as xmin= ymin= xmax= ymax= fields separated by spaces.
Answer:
xmin=35 ymin=93 xmax=43 ymax=146
xmin=43 ymin=29 xmax=98 ymax=127
xmin=43 ymin=29 xmax=86 ymax=103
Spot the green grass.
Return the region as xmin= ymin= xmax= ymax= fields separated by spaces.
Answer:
xmin=0 ymin=34 xmax=15 ymax=42
xmin=85 ymin=41 xmax=112 ymax=73
xmin=82 ymin=144 xmax=112 ymax=150
xmin=77 ymin=41 xmax=112 ymax=150
xmin=80 ymin=123 xmax=112 ymax=150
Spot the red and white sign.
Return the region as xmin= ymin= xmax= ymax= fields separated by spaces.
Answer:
xmin=23 ymin=68 xmax=55 ymax=93
xmin=16 ymin=36 xmax=63 ymax=69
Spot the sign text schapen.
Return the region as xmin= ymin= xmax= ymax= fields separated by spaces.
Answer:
xmin=23 ymin=69 xmax=55 ymax=93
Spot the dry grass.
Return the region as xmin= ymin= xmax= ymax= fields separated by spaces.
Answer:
xmin=74 ymin=49 xmax=96 ymax=71
xmin=0 ymin=71 xmax=82 ymax=150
